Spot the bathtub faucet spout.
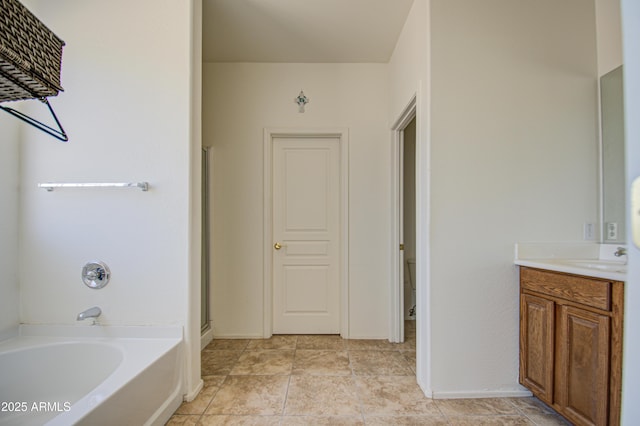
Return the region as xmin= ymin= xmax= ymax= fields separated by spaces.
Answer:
xmin=77 ymin=306 xmax=101 ymax=324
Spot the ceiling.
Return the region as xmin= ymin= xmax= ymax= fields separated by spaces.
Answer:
xmin=202 ymin=0 xmax=415 ymax=63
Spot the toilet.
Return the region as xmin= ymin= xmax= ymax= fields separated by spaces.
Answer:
xmin=407 ymin=258 xmax=416 ymax=318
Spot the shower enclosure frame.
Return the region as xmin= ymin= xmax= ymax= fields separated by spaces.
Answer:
xmin=201 ymin=146 xmax=212 ymax=335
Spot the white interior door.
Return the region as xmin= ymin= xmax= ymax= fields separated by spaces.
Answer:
xmin=272 ymin=136 xmax=341 ymax=334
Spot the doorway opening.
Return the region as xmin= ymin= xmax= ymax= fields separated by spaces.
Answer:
xmin=391 ymin=96 xmax=417 ymax=343
xmin=402 ymin=118 xmax=417 ymax=323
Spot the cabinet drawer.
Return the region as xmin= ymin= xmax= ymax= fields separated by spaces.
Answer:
xmin=521 ymin=267 xmax=611 ymax=311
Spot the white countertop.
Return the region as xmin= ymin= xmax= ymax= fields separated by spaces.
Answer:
xmin=514 ymin=242 xmax=627 ymax=282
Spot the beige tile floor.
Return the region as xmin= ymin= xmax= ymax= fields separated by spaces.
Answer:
xmin=166 ymin=322 xmax=570 ymax=425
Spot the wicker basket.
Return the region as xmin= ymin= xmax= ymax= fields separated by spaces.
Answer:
xmin=0 ymin=0 xmax=65 ymax=103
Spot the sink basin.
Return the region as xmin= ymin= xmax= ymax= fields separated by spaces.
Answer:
xmin=559 ymin=260 xmax=627 ymax=273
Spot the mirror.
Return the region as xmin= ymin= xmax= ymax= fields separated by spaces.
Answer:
xmin=601 ymin=65 xmax=625 ymax=243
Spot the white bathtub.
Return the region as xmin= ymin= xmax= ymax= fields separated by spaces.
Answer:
xmin=0 ymin=325 xmax=183 ymax=426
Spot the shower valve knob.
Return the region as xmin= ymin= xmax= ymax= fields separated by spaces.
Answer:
xmin=82 ymin=261 xmax=111 ymax=289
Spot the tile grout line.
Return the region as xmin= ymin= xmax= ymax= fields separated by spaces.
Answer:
xmin=280 ymin=373 xmax=292 ymax=425
xmin=346 ymin=343 xmax=369 ymax=424
xmin=281 ymin=338 xmax=300 ymax=422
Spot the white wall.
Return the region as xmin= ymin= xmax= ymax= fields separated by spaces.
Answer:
xmin=388 ymin=0 xmax=432 ymax=392
xmin=389 ymin=0 xmax=428 ymax=121
xmin=204 ymin=63 xmax=390 ymax=338
xmin=0 ymin=115 xmax=20 ymax=336
xmin=621 ymin=0 xmax=640 ymax=423
xmin=16 ymin=0 xmax=200 ymax=395
xmin=187 ymin=0 xmax=204 ymax=401
xmin=428 ymin=0 xmax=599 ymax=396
xmin=596 ymin=0 xmax=623 ymax=75
xmin=390 ymin=0 xmax=602 ymax=397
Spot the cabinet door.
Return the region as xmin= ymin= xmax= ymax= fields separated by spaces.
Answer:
xmin=520 ymin=293 xmax=555 ymax=404
xmin=556 ymin=305 xmax=610 ymax=426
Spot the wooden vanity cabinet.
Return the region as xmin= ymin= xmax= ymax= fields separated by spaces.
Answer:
xmin=519 ymin=267 xmax=624 ymax=426
xmin=520 ymin=292 xmax=555 ymax=403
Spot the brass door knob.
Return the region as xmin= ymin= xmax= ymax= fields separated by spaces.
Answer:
xmin=274 ymin=242 xmax=282 ymax=250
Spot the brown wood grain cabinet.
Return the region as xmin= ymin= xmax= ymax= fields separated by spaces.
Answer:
xmin=519 ymin=267 xmax=624 ymax=426
xmin=520 ymin=293 xmax=555 ymax=403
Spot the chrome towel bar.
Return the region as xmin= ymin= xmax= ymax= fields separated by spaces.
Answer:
xmin=38 ymin=182 xmax=149 ymax=191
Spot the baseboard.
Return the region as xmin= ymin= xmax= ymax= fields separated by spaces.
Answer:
xmin=346 ymin=335 xmax=389 ymax=339
xmin=201 ymin=327 xmax=214 ymax=350
xmin=209 ymin=333 xmax=266 ymax=339
xmin=417 ymin=380 xmax=433 ymax=399
xmin=183 ymin=378 xmax=204 ymax=402
xmin=432 ymin=389 xmax=533 ymax=399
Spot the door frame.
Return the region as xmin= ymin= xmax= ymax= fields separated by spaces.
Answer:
xmin=263 ymin=128 xmax=350 ymax=338
xmin=390 ymin=96 xmax=416 ymax=343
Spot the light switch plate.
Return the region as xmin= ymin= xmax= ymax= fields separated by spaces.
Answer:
xmin=633 ymin=177 xmax=640 ymax=249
